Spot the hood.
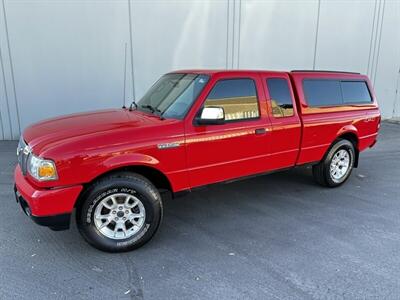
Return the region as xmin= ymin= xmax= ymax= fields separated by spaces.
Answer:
xmin=24 ymin=108 xmax=166 ymax=154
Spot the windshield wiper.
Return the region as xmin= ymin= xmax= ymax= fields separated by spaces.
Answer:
xmin=141 ymin=104 xmax=161 ymax=114
xmin=129 ymin=100 xmax=137 ymax=111
xmin=140 ymin=105 xmax=165 ymax=120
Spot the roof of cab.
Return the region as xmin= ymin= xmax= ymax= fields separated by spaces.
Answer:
xmin=170 ymin=69 xmax=363 ymax=77
xmin=291 ymin=70 xmax=360 ymax=75
xmin=170 ymin=69 xmax=287 ymax=76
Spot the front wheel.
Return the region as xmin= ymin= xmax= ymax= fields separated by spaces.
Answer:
xmin=76 ymin=172 xmax=163 ymax=252
xmin=312 ymin=139 xmax=355 ymax=187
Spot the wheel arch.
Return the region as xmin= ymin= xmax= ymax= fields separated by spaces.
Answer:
xmin=335 ymin=130 xmax=359 ymax=167
xmin=74 ymin=164 xmax=173 ymax=208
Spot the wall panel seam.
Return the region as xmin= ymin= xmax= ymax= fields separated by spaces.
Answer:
xmin=367 ymin=0 xmax=378 ymax=76
xmin=237 ymin=0 xmax=241 ymax=69
xmin=373 ymin=0 xmax=386 ymax=86
xmin=128 ymin=0 xmax=136 ymax=100
xmin=370 ymin=0 xmax=382 ymax=85
xmin=0 ymin=41 xmax=11 ymax=139
xmin=313 ymin=0 xmax=321 ymax=70
xmin=231 ymin=0 xmax=235 ymax=69
xmin=2 ymin=0 xmax=21 ymax=136
xmin=226 ymin=0 xmax=230 ymax=69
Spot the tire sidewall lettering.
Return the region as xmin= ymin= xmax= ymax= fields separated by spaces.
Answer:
xmin=76 ymin=174 xmax=163 ymax=252
xmin=84 ymin=185 xmax=154 ymax=247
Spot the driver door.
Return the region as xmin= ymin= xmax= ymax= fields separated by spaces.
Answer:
xmin=184 ymin=74 xmax=272 ymax=188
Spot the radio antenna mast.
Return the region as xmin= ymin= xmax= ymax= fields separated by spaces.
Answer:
xmin=122 ymin=42 xmax=127 ymax=108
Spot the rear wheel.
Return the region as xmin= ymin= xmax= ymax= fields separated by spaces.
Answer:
xmin=312 ymin=139 xmax=355 ymax=187
xmin=76 ymin=172 xmax=163 ymax=252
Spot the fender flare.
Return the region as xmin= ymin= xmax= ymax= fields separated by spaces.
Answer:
xmin=336 ymin=124 xmax=358 ymax=139
xmin=334 ymin=125 xmax=360 ymax=167
xmin=86 ymin=153 xmax=173 ymax=188
xmin=101 ymin=153 xmax=161 ymax=170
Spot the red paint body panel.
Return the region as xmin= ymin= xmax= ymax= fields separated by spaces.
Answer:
xmin=14 ymin=69 xmax=380 ymax=219
xmin=289 ymin=72 xmax=380 ymax=164
xmin=23 ymin=109 xmax=189 ymax=192
xmin=14 ymin=165 xmax=82 ymax=216
xmin=184 ymin=72 xmax=272 ymax=187
xmin=260 ymin=72 xmax=302 ymax=170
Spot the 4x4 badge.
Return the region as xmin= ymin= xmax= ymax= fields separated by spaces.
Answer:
xmin=157 ymin=142 xmax=181 ymax=149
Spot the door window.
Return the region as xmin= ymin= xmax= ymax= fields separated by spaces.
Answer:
xmin=203 ymin=78 xmax=259 ymax=121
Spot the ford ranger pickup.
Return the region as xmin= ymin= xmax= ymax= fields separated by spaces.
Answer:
xmin=14 ymin=70 xmax=380 ymax=252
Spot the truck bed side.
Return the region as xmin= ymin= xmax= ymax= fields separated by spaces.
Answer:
xmin=289 ymin=71 xmax=380 ymax=166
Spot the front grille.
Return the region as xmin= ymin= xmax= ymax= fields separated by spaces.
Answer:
xmin=17 ymin=138 xmax=30 ymax=175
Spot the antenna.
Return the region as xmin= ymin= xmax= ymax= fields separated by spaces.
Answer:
xmin=122 ymin=42 xmax=127 ymax=108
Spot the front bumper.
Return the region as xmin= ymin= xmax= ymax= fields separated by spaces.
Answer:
xmin=14 ymin=165 xmax=83 ymax=230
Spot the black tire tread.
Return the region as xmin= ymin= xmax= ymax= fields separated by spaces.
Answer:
xmin=312 ymin=139 xmax=355 ymax=188
xmin=76 ymin=171 xmax=163 ymax=253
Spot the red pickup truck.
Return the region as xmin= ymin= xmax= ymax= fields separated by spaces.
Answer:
xmin=14 ymin=70 xmax=380 ymax=252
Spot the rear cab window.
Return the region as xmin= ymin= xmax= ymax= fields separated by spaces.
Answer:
xmin=266 ymin=78 xmax=295 ymax=117
xmin=303 ymin=79 xmax=372 ymax=107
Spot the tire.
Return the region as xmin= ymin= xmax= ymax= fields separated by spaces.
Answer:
xmin=76 ymin=172 xmax=163 ymax=252
xmin=312 ymin=139 xmax=355 ymax=188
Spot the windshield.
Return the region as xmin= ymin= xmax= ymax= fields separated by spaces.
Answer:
xmin=137 ymin=73 xmax=209 ymax=119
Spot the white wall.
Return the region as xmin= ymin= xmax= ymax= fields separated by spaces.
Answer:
xmin=373 ymin=0 xmax=400 ymax=118
xmin=239 ymin=0 xmax=319 ymax=70
xmin=131 ymin=1 xmax=228 ymax=98
xmin=0 ymin=0 xmax=132 ymax=140
xmin=314 ymin=0 xmax=376 ymax=73
xmin=0 ymin=0 xmax=398 ymax=140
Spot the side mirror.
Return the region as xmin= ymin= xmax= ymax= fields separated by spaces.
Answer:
xmin=196 ymin=106 xmax=225 ymax=125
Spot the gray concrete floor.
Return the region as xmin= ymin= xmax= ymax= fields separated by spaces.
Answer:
xmin=0 ymin=122 xmax=399 ymax=299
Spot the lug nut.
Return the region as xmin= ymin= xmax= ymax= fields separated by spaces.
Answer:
xmin=112 ymin=211 xmax=116 ymax=214
xmin=119 ymin=207 xmax=123 ymax=210
xmin=115 ymin=217 xmax=119 ymax=221
xmin=123 ymin=217 xmax=126 ymax=221
xmin=125 ymin=210 xmax=129 ymax=214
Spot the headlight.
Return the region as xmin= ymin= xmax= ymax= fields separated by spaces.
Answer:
xmin=28 ymin=154 xmax=58 ymax=181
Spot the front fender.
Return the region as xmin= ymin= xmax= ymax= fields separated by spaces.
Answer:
xmin=87 ymin=152 xmax=167 ymax=183
xmin=51 ymin=152 xmax=168 ymax=188
xmin=101 ymin=153 xmax=161 ymax=170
